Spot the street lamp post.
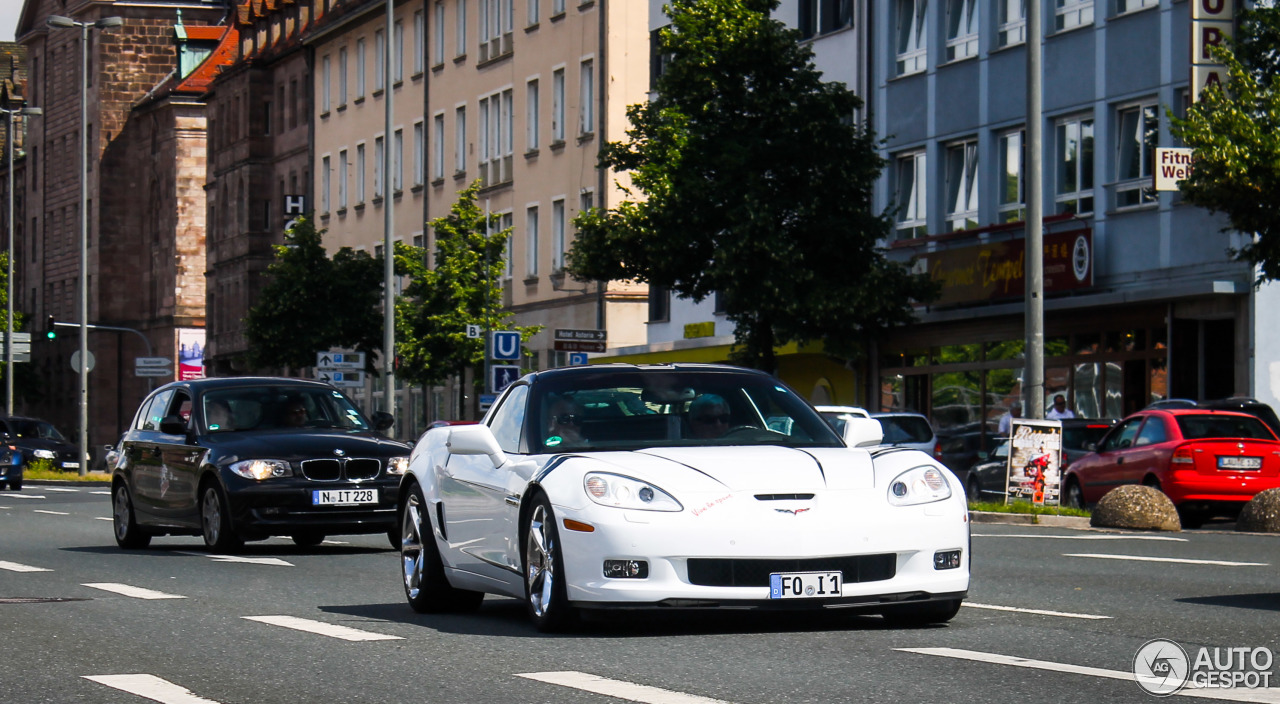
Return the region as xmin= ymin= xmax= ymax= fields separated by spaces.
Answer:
xmin=1 ymin=105 xmax=42 ymax=417
xmin=47 ymin=14 xmax=123 ymax=475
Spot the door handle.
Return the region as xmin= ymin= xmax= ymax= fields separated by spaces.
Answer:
xmin=1116 ymin=456 xmax=1124 ymax=465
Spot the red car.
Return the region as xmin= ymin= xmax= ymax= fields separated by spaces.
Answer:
xmin=1062 ymin=409 xmax=1280 ymax=527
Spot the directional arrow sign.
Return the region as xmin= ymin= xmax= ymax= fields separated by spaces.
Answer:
xmin=136 ymin=357 xmax=172 ymax=367
xmin=317 ymin=370 xmax=365 ymax=388
xmin=316 ymin=351 xmax=364 ymax=370
xmin=135 ymin=368 xmax=173 ymax=378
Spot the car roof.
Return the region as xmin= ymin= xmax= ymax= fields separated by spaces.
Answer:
xmin=525 ymin=363 xmax=775 ymax=384
xmin=153 ymin=376 xmax=342 ymax=392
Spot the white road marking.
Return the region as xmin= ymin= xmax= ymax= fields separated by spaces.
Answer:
xmin=516 ymin=672 xmax=735 ymax=704
xmin=242 ymin=615 xmax=402 ymax=641
xmin=899 ymin=648 xmax=1280 ymax=702
xmin=82 ymin=583 xmax=186 ymax=600
xmin=41 ymin=487 xmax=80 ymax=493
xmin=0 ymin=560 xmax=52 ymax=572
xmin=1065 ymin=553 xmax=1268 ymax=567
xmin=6 ymin=494 xmax=44 ymax=499
xmin=33 ymin=509 xmax=69 ymax=516
xmin=90 ymin=490 xmax=111 ymax=495
xmin=974 ymin=533 xmax=1188 ymax=541
xmin=322 ymin=539 xmax=349 ymax=545
xmin=95 ymin=516 xmax=113 ymax=521
xmin=82 ymin=674 xmax=222 ymax=704
xmin=962 ymin=602 xmax=1111 ymax=619
xmin=172 ymin=551 xmax=294 ymax=567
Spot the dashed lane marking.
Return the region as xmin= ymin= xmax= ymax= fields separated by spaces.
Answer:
xmin=516 ymin=672 xmax=736 ymax=704
xmin=82 ymin=583 xmax=186 ymax=600
xmin=40 ymin=487 xmax=80 ymax=493
xmin=90 ymin=490 xmax=110 ymax=495
xmin=95 ymin=516 xmax=113 ymax=521
xmin=1065 ymin=553 xmax=1268 ymax=567
xmin=33 ymin=509 xmax=69 ymax=515
xmin=962 ymin=602 xmax=1111 ymax=619
xmin=974 ymin=533 xmax=1188 ymax=541
xmin=83 ymin=674 xmax=222 ymax=704
xmin=0 ymin=560 xmax=52 ymax=572
xmin=6 ymin=494 xmax=44 ymax=499
xmin=242 ymin=615 xmax=402 ymax=641
xmin=173 ymin=551 xmax=294 ymax=567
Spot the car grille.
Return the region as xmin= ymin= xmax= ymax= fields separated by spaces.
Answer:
xmin=686 ymin=554 xmax=896 ymax=587
xmin=299 ymin=458 xmax=381 ymax=482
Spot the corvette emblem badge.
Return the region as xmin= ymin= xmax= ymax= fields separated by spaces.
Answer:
xmin=775 ymin=508 xmax=810 ymax=515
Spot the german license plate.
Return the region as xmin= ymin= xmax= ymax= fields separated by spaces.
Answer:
xmin=312 ymin=488 xmax=378 ymax=505
xmin=61 ymin=461 xmax=79 ymax=470
xmin=1218 ymin=456 xmax=1262 ymax=470
xmin=769 ymin=571 xmax=842 ymax=599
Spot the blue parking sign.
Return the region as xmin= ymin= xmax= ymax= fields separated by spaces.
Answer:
xmin=491 ymin=331 xmax=522 ymax=361
xmin=568 ymin=352 xmax=589 ymax=366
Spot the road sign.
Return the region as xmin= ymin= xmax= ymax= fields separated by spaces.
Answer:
xmin=316 ymin=351 xmax=365 ymax=370
xmin=490 ymin=365 xmax=521 ymax=394
xmin=70 ymin=350 xmax=95 ymax=372
xmin=491 ymin=331 xmax=522 ymax=361
xmin=135 ymin=357 xmax=172 ymax=367
xmin=135 ymin=367 xmax=173 ymax=378
xmin=479 ymin=393 xmax=497 ymax=412
xmin=568 ymin=352 xmax=589 ymax=366
xmin=0 ymin=332 xmax=31 ymax=343
xmin=466 ymin=324 xmax=482 ymax=338
xmin=553 ymin=340 xmax=607 ymax=353
xmin=318 ymin=370 xmax=365 ymax=388
xmin=554 ymin=328 xmax=607 ymax=341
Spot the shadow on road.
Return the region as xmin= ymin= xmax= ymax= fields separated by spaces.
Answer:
xmin=1177 ymin=593 xmax=1280 ymax=612
xmin=60 ymin=542 xmax=390 ymax=557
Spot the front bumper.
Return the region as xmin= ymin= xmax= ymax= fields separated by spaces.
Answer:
xmin=224 ymin=475 xmax=400 ymax=538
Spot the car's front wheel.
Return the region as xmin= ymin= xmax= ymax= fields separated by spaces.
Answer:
xmin=881 ymin=598 xmax=963 ymax=627
xmin=291 ymin=532 xmax=325 ymax=547
xmin=200 ymin=483 xmax=243 ymax=551
xmin=965 ymin=476 xmax=981 ymax=502
xmin=112 ymin=483 xmax=151 ymax=549
xmin=524 ymin=494 xmax=574 ymax=632
xmin=8 ymin=479 xmax=19 ymax=491
xmin=400 ymin=484 xmax=484 ymax=613
xmin=1062 ymin=478 xmax=1085 ymax=509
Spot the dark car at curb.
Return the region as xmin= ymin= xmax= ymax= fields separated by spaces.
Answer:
xmin=0 ymin=416 xmax=81 ymax=473
xmin=111 ymin=377 xmax=411 ymax=551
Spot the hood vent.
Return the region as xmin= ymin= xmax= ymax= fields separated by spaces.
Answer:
xmin=754 ymin=493 xmax=815 ymax=501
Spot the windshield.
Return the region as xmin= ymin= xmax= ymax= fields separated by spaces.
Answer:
xmin=529 ymin=369 xmax=843 ymax=453
xmin=201 ymin=386 xmax=372 ymax=434
xmin=7 ymin=419 xmax=68 ymax=442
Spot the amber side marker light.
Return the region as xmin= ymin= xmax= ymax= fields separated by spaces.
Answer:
xmin=563 ymin=518 xmax=596 ymax=533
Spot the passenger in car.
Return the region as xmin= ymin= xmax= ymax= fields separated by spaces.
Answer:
xmin=205 ymin=400 xmax=235 ymax=432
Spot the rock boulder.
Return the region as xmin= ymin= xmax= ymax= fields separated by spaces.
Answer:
xmin=1089 ymin=485 xmax=1181 ymax=531
xmin=1237 ymin=489 xmax=1280 ymax=533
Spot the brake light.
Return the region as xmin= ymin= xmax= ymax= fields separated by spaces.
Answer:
xmin=1171 ymin=446 xmax=1195 ymax=465
xmin=933 ymin=441 xmax=943 ymax=460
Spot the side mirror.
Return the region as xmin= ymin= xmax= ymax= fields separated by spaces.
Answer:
xmin=446 ymin=424 xmax=506 ymax=467
xmin=1085 ymin=441 xmax=1097 ymax=452
xmin=159 ymin=415 xmax=187 ymax=435
xmin=842 ymin=417 xmax=884 ymax=448
xmin=372 ymin=411 xmax=395 ymax=432
xmin=976 ymin=450 xmax=989 ymax=462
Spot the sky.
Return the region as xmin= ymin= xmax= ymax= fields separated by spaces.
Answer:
xmin=1 ymin=3 xmax=19 ymax=43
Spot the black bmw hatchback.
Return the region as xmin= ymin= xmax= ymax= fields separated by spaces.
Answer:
xmin=111 ymin=377 xmax=411 ymax=551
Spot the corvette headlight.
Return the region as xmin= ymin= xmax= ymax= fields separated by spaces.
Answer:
xmin=387 ymin=456 xmax=409 ymax=475
xmin=228 ymin=459 xmax=293 ymax=480
xmin=887 ymin=465 xmax=952 ymax=506
xmin=33 ymin=449 xmax=56 ymax=459
xmin=583 ymin=472 xmax=682 ymax=512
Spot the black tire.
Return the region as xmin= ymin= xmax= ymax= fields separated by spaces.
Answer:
xmin=400 ymin=483 xmax=484 ymax=613
xmin=1177 ymin=506 xmax=1205 ymax=530
xmin=0 ymin=481 xmax=7 ymax=491
xmin=881 ymin=598 xmax=963 ymax=627
xmin=523 ymin=493 xmax=575 ymax=632
xmin=965 ymin=477 xmax=981 ymax=503
xmin=8 ymin=480 xmax=18 ymax=492
xmin=291 ymin=532 xmax=325 ymax=547
xmin=200 ymin=482 xmax=243 ymax=551
xmin=1063 ymin=478 xmax=1086 ymax=509
xmin=1143 ymin=475 xmax=1162 ymax=491
xmin=387 ymin=527 xmax=401 ymax=551
xmin=112 ymin=483 xmax=151 ymax=549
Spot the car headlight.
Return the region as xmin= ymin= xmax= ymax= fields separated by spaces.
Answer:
xmin=386 ymin=456 xmax=409 ymax=475
xmin=887 ymin=465 xmax=952 ymax=506
xmin=33 ymin=449 xmax=56 ymax=459
xmin=228 ymin=459 xmax=293 ymax=480
xmin=583 ymin=472 xmax=682 ymax=512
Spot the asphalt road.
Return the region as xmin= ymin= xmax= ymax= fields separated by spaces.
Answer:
xmin=1 ymin=483 xmax=1278 ymax=704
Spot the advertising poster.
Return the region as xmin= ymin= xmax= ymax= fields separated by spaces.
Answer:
xmin=178 ymin=328 xmax=206 ymax=380
xmin=1005 ymin=419 xmax=1064 ymax=505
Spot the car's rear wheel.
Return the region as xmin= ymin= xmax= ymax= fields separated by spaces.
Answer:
xmin=8 ymin=480 xmax=18 ymax=491
xmin=1063 ymin=478 xmax=1085 ymax=509
xmin=881 ymin=598 xmax=963 ymax=627
xmin=524 ymin=494 xmax=575 ymax=632
xmin=1143 ymin=475 xmax=1162 ymax=492
xmin=200 ymin=483 xmax=243 ymax=551
xmin=1177 ymin=506 xmax=1206 ymax=530
xmin=291 ymin=532 xmax=325 ymax=547
xmin=400 ymin=483 xmax=484 ymax=613
xmin=0 ymin=481 xmax=7 ymax=491
xmin=112 ymin=483 xmax=151 ymax=549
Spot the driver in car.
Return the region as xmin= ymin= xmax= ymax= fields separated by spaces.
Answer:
xmin=689 ymin=394 xmax=732 ymax=439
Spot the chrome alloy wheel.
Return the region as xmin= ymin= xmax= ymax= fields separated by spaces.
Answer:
xmin=402 ymin=492 xmax=426 ymax=599
xmin=525 ymin=503 xmax=556 ymax=619
xmin=201 ymin=486 xmax=223 ymax=545
xmin=113 ymin=487 xmax=132 ymax=542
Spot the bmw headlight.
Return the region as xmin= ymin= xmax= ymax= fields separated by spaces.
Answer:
xmin=887 ymin=465 xmax=952 ymax=506
xmin=387 ymin=456 xmax=409 ymax=475
xmin=583 ymin=472 xmax=682 ymax=512
xmin=33 ymin=449 xmax=56 ymax=459
xmin=228 ymin=459 xmax=293 ymax=480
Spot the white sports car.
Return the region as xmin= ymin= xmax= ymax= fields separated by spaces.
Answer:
xmin=396 ymin=364 xmax=969 ymax=631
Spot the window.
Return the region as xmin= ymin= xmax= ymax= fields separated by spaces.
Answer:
xmin=946 ymin=0 xmax=977 ymax=61
xmin=1056 ymin=0 xmax=1093 ymax=31
xmin=579 ymin=59 xmax=594 ymax=135
xmin=413 ymin=10 xmax=424 ymax=74
xmin=375 ymin=30 xmax=386 ymax=90
xmin=394 ymin=19 xmax=404 ymax=83
xmin=998 ymin=0 xmax=1026 ymax=46
xmin=433 ymin=2 xmax=445 ymax=66
xmin=998 ymin=129 xmax=1026 ymax=223
xmin=896 ymin=0 xmax=927 ymax=76
xmin=338 ymin=149 xmax=348 ymax=209
xmin=580 ymin=189 xmax=594 ymax=216
xmin=1116 ymin=103 xmax=1157 ymax=208
xmin=289 ymin=79 xmax=298 ymax=129
xmin=455 ymin=106 xmax=467 ymax=173
xmin=798 ymin=0 xmax=853 ymax=40
xmin=499 ymin=212 xmax=514 ymax=278
xmin=432 ymin=114 xmax=445 ymax=180
xmin=551 ymin=198 xmax=566 ymax=270
xmin=479 ymin=90 xmax=514 ymax=185
xmin=321 ymin=155 xmax=331 ymax=212
xmin=338 ymin=47 xmax=348 ymax=105
xmin=1055 ymin=115 xmax=1094 ymax=215
xmin=393 ymin=128 xmax=404 ymax=192
xmin=413 ymin=121 xmax=424 ymax=186
xmin=321 ymin=55 xmax=331 ymax=112
xmin=356 ymin=38 xmax=366 ymax=96
xmin=526 ymin=205 xmax=539 ymax=276
xmin=356 ymin=143 xmax=366 ymax=202
xmin=527 ymin=78 xmax=540 ymax=150
xmin=896 ymin=151 xmax=928 ymax=239
xmin=945 ymin=140 xmax=978 ymax=231
xmin=648 ymin=285 xmax=670 ymax=323
xmin=553 ymin=0 xmax=565 ymax=14
xmin=479 ymin=0 xmax=513 ymax=61
xmin=1116 ymin=0 xmax=1157 ymax=13
xmin=374 ymin=136 xmax=385 ymax=198
xmin=528 ymin=0 xmax=539 ymax=25
xmin=456 ymin=0 xmax=468 ymax=57
xmin=552 ymin=68 xmax=565 ymax=142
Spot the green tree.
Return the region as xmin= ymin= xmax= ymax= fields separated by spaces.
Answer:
xmin=395 ymin=182 xmax=540 ymax=413
xmin=244 ymin=216 xmax=384 ymax=371
xmin=566 ymin=0 xmax=934 ymax=371
xmin=1170 ymin=7 xmax=1280 ymax=282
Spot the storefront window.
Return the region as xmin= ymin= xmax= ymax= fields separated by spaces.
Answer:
xmin=986 ymin=339 xmax=1024 ymax=361
xmin=932 ymin=369 xmax=982 ymax=431
xmin=1074 ymin=333 xmax=1101 ymax=355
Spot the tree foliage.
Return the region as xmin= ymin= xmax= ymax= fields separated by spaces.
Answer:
xmin=1170 ymin=7 xmax=1280 ymax=282
xmin=395 ymin=182 xmax=540 ymax=399
xmin=244 ymin=216 xmax=384 ymax=371
xmin=566 ymin=0 xmax=934 ymax=370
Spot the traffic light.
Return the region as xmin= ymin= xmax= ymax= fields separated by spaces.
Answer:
xmin=45 ymin=315 xmax=56 ymax=340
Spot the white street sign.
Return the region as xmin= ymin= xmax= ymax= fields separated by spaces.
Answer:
xmin=466 ymin=324 xmax=482 ymax=338
xmin=135 ymin=368 xmax=173 ymax=378
xmin=0 ymin=332 xmax=31 ymax=343
xmin=135 ymin=357 xmax=172 ymax=367
xmin=1154 ymin=148 xmax=1194 ymax=191
xmin=318 ymin=370 xmax=365 ymax=388
xmin=316 ymin=351 xmax=364 ymax=370
xmin=70 ymin=350 xmax=95 ymax=373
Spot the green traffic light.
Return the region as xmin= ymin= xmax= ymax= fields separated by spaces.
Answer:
xmin=46 ymin=330 xmax=56 ymax=340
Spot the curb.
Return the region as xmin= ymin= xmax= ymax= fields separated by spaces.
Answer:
xmin=26 ymin=475 xmax=112 ymax=488
xmin=970 ymin=510 xmax=1091 ymax=528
